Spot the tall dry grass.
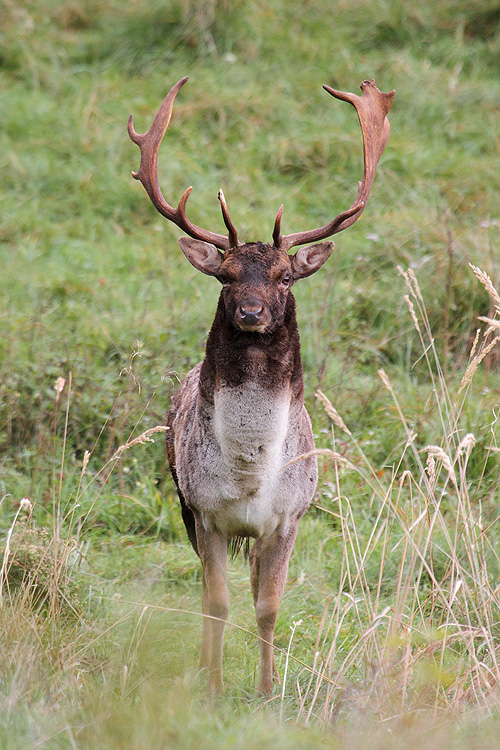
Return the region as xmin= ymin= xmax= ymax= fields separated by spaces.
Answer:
xmin=296 ymin=265 xmax=500 ymax=724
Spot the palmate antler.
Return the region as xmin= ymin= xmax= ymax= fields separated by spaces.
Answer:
xmin=128 ymin=77 xmax=236 ymax=252
xmin=128 ymin=77 xmax=395 ymax=254
xmin=275 ymin=80 xmax=395 ymax=251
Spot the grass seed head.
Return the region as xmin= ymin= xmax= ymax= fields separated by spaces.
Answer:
xmin=404 ymin=294 xmax=420 ymax=333
xmin=54 ymin=377 xmax=66 ymax=401
xmin=20 ymin=497 xmax=32 ymax=513
xmin=424 ymin=445 xmax=457 ymax=486
xmin=457 ymin=433 xmax=475 ymax=458
xmin=315 ymin=390 xmax=352 ymax=436
xmin=470 ymin=264 xmax=500 ymax=314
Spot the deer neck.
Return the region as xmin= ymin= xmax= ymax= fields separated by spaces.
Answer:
xmin=199 ymin=293 xmax=304 ymax=404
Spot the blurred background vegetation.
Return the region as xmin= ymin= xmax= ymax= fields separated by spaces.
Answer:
xmin=1 ymin=0 xmax=500 ymax=747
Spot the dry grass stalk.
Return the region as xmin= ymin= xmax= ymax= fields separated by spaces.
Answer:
xmin=469 ymin=328 xmax=481 ymax=361
xmin=377 ymin=368 xmax=392 ymax=392
xmin=68 ymin=425 xmax=170 ymax=536
xmin=397 ymin=265 xmax=417 ymax=300
xmin=424 ymin=445 xmax=457 ymax=487
xmin=315 ymin=390 xmax=352 ymax=435
xmin=400 ymin=266 xmax=453 ymax=428
xmin=408 ymin=267 xmax=425 ymax=303
xmin=404 ymin=294 xmax=421 ymax=333
xmin=478 ymin=316 xmax=500 ymax=330
xmin=469 ymin=264 xmax=500 ymax=314
xmin=458 ymin=335 xmax=500 ymax=396
xmin=457 ymin=433 xmax=475 ymax=459
xmin=81 ymin=449 xmax=91 ymax=478
xmin=0 ymin=498 xmax=32 ymax=606
xmin=281 ymin=449 xmax=353 ymax=471
xmin=453 ymin=268 xmax=500 ymax=396
xmin=109 ymin=425 xmax=169 ymax=462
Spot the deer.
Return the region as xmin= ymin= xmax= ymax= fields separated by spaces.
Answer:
xmin=128 ymin=76 xmax=394 ymax=695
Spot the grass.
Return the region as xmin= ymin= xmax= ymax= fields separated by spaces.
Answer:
xmin=2 ymin=0 xmax=500 ymax=746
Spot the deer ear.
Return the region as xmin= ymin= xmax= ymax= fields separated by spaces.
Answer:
xmin=290 ymin=242 xmax=335 ymax=280
xmin=178 ymin=237 xmax=224 ymax=276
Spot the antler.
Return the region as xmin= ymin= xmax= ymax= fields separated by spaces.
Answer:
xmin=274 ymin=80 xmax=395 ymax=252
xmin=128 ymin=77 xmax=237 ymax=252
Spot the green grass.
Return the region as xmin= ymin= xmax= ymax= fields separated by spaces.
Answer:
xmin=2 ymin=0 xmax=500 ymax=746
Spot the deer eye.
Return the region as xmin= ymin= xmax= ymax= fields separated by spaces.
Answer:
xmin=279 ymin=273 xmax=291 ymax=288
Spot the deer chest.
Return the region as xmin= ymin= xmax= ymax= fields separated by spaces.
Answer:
xmin=172 ymin=377 xmax=317 ymax=540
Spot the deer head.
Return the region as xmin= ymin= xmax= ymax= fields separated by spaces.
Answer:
xmin=128 ymin=77 xmax=395 ymax=333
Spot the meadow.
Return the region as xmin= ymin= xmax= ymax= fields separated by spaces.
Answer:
xmin=2 ymin=0 xmax=500 ymax=746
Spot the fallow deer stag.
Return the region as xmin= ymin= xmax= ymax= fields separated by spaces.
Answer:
xmin=128 ymin=76 xmax=394 ymax=695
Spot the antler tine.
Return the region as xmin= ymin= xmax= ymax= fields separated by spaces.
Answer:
xmin=128 ymin=77 xmax=231 ymax=252
xmin=218 ymin=189 xmax=239 ymax=249
xmin=278 ymin=80 xmax=395 ymax=252
xmin=272 ymin=204 xmax=284 ymax=248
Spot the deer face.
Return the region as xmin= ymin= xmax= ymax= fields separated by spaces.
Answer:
xmin=178 ymin=238 xmax=335 ymax=333
xmin=218 ymin=243 xmax=292 ymax=333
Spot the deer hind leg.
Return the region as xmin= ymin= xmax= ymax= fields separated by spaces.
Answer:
xmin=195 ymin=520 xmax=229 ymax=695
xmin=250 ymin=522 xmax=299 ymax=695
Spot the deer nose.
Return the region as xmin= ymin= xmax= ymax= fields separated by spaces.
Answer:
xmin=237 ymin=299 xmax=264 ymax=327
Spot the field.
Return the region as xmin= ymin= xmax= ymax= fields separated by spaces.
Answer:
xmin=2 ymin=0 xmax=500 ymax=747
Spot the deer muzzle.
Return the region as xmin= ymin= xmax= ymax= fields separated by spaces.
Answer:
xmin=235 ymin=298 xmax=270 ymax=332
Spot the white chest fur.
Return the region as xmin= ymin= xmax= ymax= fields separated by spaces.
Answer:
xmin=174 ymin=367 xmax=317 ymax=542
xmin=210 ymin=382 xmax=292 ymax=538
xmin=214 ymin=382 xmax=290 ymax=476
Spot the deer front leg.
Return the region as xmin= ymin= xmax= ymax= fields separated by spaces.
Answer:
xmin=250 ymin=522 xmax=299 ymax=695
xmin=195 ymin=520 xmax=229 ymax=695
